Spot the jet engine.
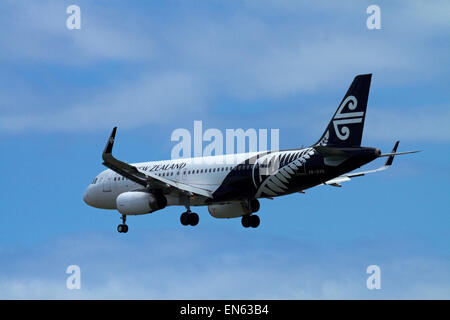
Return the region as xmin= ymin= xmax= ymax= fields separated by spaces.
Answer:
xmin=116 ymin=191 xmax=167 ymax=215
xmin=208 ymin=199 xmax=260 ymax=219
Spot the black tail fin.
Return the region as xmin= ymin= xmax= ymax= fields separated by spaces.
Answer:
xmin=315 ymin=74 xmax=372 ymax=147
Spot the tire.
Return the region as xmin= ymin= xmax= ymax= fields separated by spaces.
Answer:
xmin=123 ymin=225 xmax=129 ymax=233
xmin=180 ymin=212 xmax=190 ymax=226
xmin=250 ymin=215 xmax=260 ymax=228
xmin=241 ymin=215 xmax=251 ymax=228
xmin=189 ymin=213 xmax=199 ymax=226
xmin=117 ymin=224 xmax=124 ymax=233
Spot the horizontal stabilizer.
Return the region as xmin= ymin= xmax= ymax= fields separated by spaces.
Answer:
xmin=323 ymin=141 xmax=419 ymax=187
xmin=379 ymin=150 xmax=420 ymax=157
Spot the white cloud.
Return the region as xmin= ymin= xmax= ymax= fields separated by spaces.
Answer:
xmin=365 ymin=106 xmax=450 ymax=142
xmin=0 ymin=231 xmax=449 ymax=299
xmin=0 ymin=1 xmax=448 ymax=134
xmin=0 ymin=72 xmax=207 ymax=132
xmin=0 ymin=1 xmax=158 ymax=64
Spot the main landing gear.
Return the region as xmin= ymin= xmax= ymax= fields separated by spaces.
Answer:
xmin=117 ymin=214 xmax=128 ymax=233
xmin=241 ymin=214 xmax=260 ymax=228
xmin=180 ymin=209 xmax=199 ymax=226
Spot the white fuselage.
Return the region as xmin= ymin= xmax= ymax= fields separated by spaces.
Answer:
xmin=83 ymin=151 xmax=265 ymax=210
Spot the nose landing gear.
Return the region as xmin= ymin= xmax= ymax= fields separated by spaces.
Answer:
xmin=117 ymin=214 xmax=128 ymax=233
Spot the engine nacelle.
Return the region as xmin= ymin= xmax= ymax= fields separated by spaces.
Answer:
xmin=116 ymin=191 xmax=167 ymax=215
xmin=208 ymin=199 xmax=260 ymax=219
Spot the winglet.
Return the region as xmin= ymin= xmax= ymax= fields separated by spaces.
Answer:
xmin=103 ymin=127 xmax=117 ymax=157
xmin=385 ymin=140 xmax=399 ymax=166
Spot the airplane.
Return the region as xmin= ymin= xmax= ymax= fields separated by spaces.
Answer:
xmin=83 ymin=74 xmax=419 ymax=233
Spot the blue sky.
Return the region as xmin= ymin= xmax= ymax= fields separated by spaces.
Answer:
xmin=0 ymin=0 xmax=449 ymax=298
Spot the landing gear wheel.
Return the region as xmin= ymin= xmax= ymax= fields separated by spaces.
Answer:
xmin=180 ymin=211 xmax=200 ymax=226
xmin=117 ymin=224 xmax=128 ymax=233
xmin=118 ymin=215 xmax=128 ymax=233
xmin=250 ymin=215 xmax=260 ymax=228
xmin=241 ymin=215 xmax=251 ymax=228
xmin=180 ymin=212 xmax=190 ymax=226
xmin=189 ymin=213 xmax=199 ymax=226
xmin=242 ymin=214 xmax=260 ymax=228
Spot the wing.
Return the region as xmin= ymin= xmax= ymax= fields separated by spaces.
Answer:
xmin=101 ymin=127 xmax=213 ymax=198
xmin=323 ymin=141 xmax=419 ymax=187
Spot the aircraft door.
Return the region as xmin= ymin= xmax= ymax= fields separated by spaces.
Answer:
xmin=103 ymin=177 xmax=111 ymax=192
xmin=180 ymin=169 xmax=187 ymax=182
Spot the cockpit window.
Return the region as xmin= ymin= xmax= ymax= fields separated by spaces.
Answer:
xmin=92 ymin=178 xmax=98 ymax=184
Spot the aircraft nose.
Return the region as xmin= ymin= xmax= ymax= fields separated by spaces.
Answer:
xmin=83 ymin=186 xmax=91 ymax=206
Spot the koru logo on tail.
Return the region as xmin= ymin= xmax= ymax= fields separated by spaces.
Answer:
xmin=332 ymin=95 xmax=363 ymax=140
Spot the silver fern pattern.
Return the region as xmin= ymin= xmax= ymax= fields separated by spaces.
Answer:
xmin=317 ymin=130 xmax=329 ymax=146
xmin=253 ymin=148 xmax=315 ymax=197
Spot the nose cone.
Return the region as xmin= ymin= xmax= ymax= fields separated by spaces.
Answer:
xmin=83 ymin=186 xmax=92 ymax=206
